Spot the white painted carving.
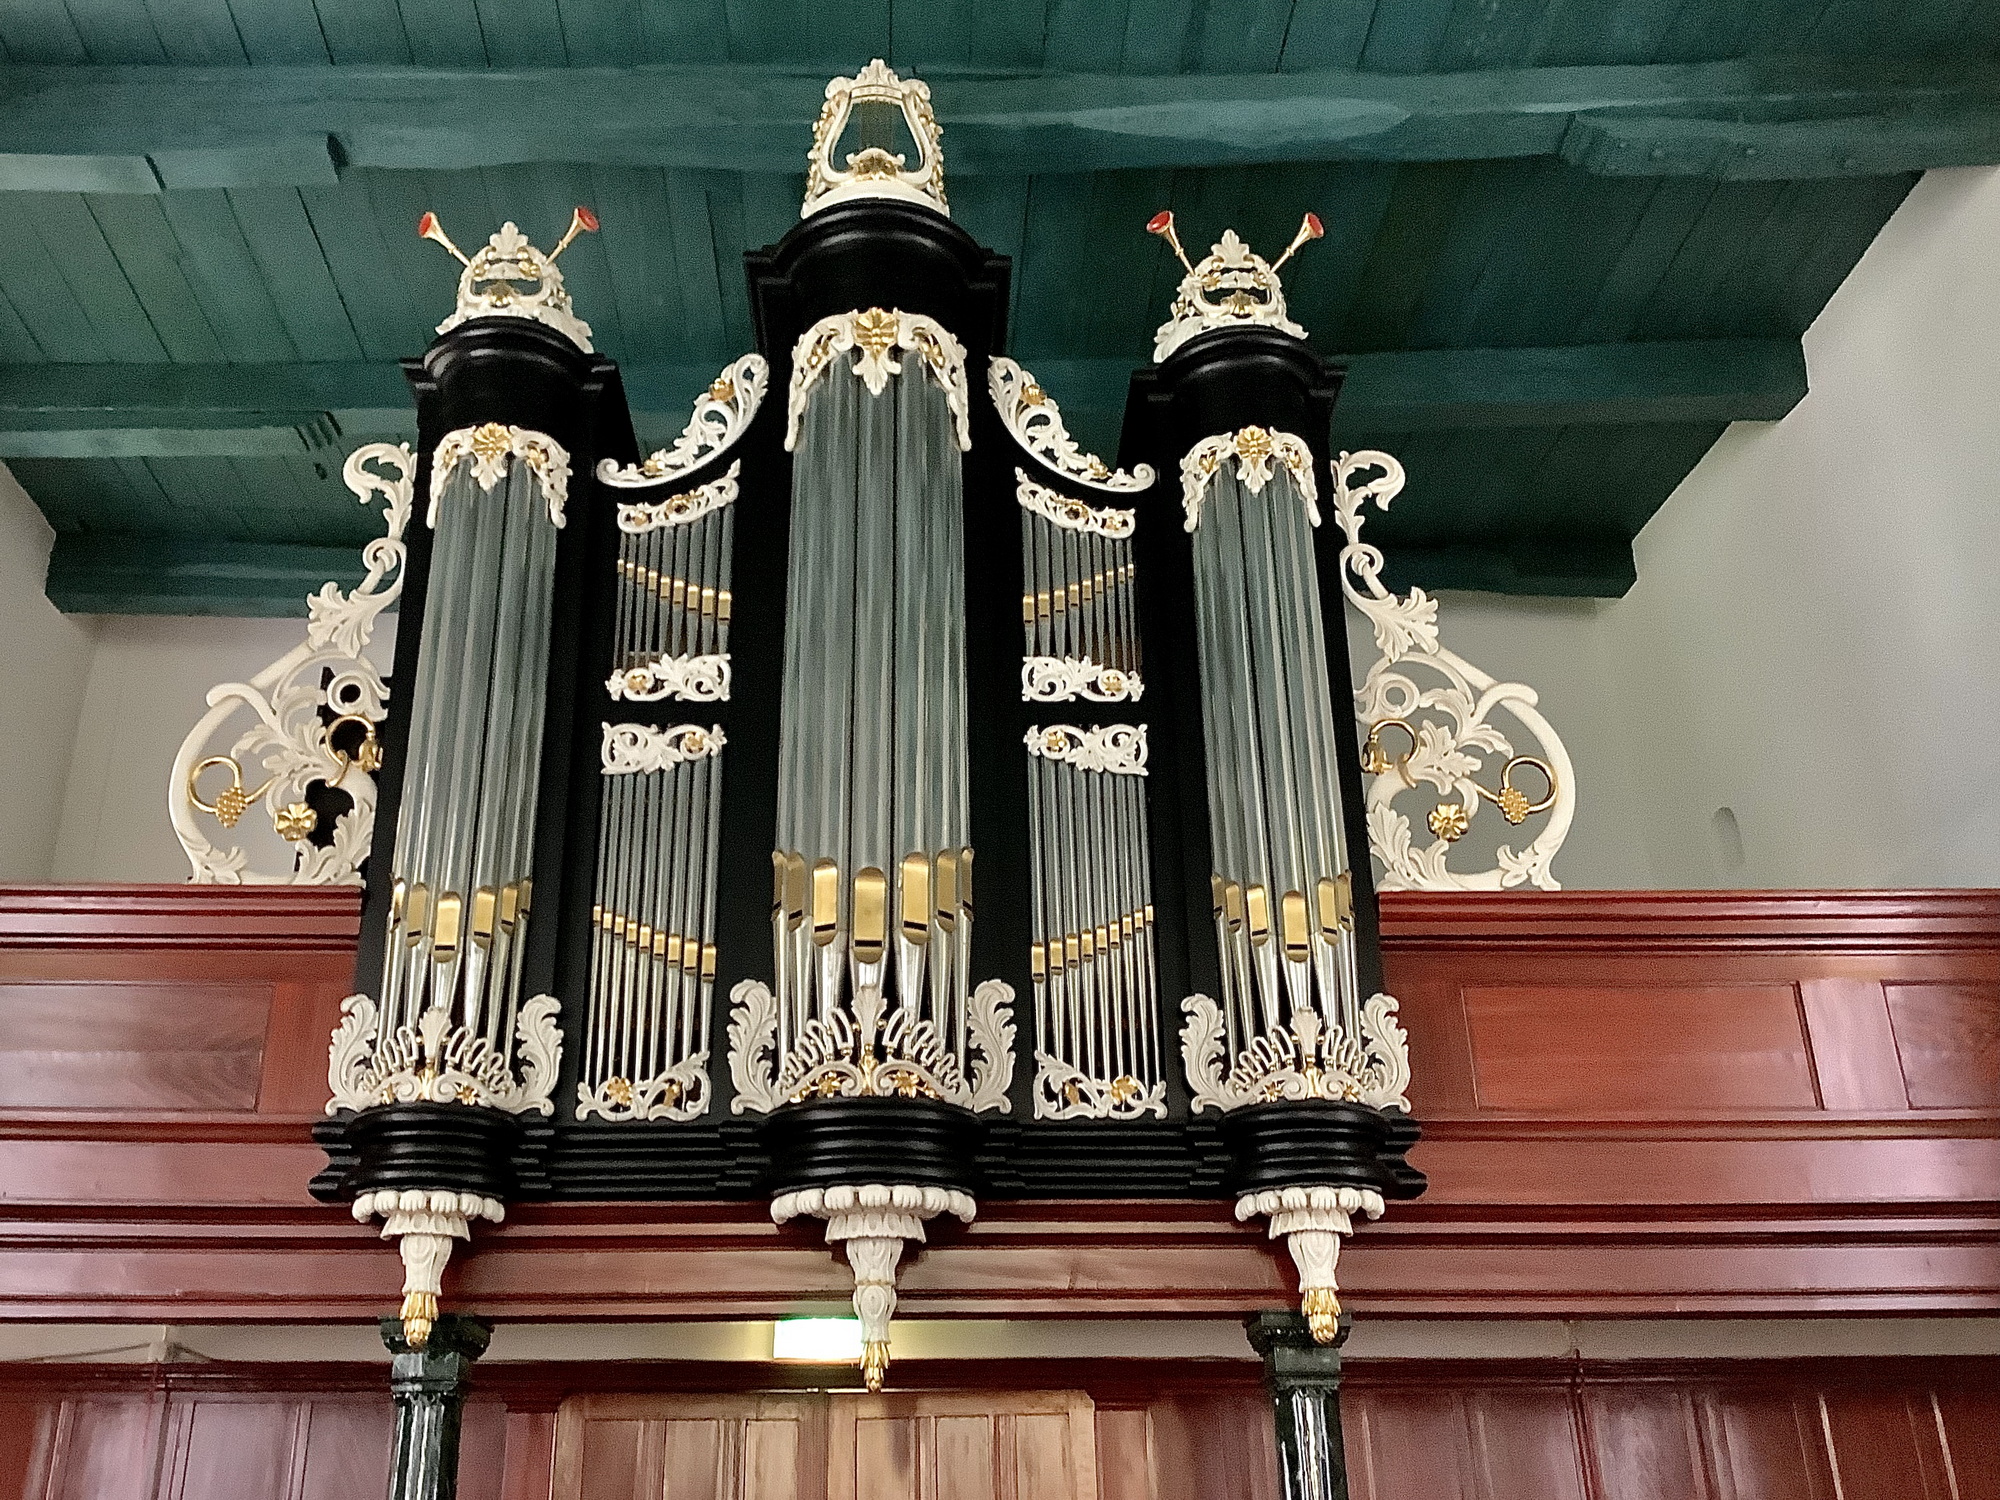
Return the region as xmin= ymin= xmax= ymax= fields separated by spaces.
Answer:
xmin=770 ymin=1182 xmax=976 ymax=1390
xmin=990 ymin=359 xmax=1155 ymax=493
xmin=1021 ymin=656 xmax=1144 ymax=704
xmin=1033 ymin=1053 xmax=1168 ymax=1121
xmin=1180 ymin=426 xmax=1318 ymax=532
xmin=607 ymin=654 xmax=732 ymax=703
xmin=802 ymin=60 xmax=949 ymax=221
xmin=725 ymin=978 xmax=1015 ymax=1116
xmin=1015 ymin=469 xmax=1136 ymax=539
xmin=575 ymin=1053 xmax=711 ymax=1122
xmin=326 ymin=994 xmax=563 ymax=1117
xmin=1331 ymin=450 xmax=1575 ymax=891
xmin=1152 ymin=224 xmax=1311 ymax=363
xmin=170 ymin=443 xmax=412 ymax=886
xmin=600 ymin=721 xmax=726 ymax=775
xmin=786 ymin=309 xmax=971 ymax=452
xmin=352 ymin=1187 xmax=506 ymax=1348
xmin=612 ymin=462 xmax=739 ymax=533
xmin=1180 ymin=992 xmax=1411 ymax=1114
xmin=431 ymin=423 xmax=570 ymax=528
xmin=597 ymin=359 xmax=768 ymax=488
xmin=1025 ymin=723 xmax=1149 ymax=777
xmin=432 ymin=217 xmax=596 ymax=352
xmin=1235 ymin=1185 xmax=1385 ymax=1344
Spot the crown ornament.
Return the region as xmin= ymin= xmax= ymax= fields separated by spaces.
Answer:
xmin=803 ymin=60 xmax=948 ymax=220
xmin=420 ymin=207 xmax=600 ymax=352
xmin=1146 ymin=210 xmax=1324 ymax=362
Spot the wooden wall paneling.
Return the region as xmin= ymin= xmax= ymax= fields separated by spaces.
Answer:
xmin=1932 ymin=1383 xmax=2000 ymax=1500
xmin=1883 ymin=984 xmax=2000 ymax=1109
xmin=1344 ymin=1389 xmax=1481 ymax=1500
xmin=0 ymin=981 xmax=270 ymax=1111
xmin=44 ymin=1396 xmax=164 ymax=1500
xmin=1462 ymin=1386 xmax=1590 ymax=1500
xmin=1815 ymin=1389 xmax=1958 ymax=1500
xmin=826 ymin=1391 xmax=1098 ymax=1500
xmin=551 ymin=1393 xmax=826 ymax=1500
xmin=293 ymin=1397 xmax=395 ymax=1500
xmin=1125 ymin=1390 xmax=1278 ymax=1500
xmin=1693 ymin=1388 xmax=1833 ymax=1500
xmin=1577 ymin=1386 xmax=1711 ymax=1500
xmin=496 ymin=1408 xmax=560 ymax=1500
xmin=1458 ymin=983 xmax=1820 ymax=1113
xmin=255 ymin=979 xmax=366 ymax=1116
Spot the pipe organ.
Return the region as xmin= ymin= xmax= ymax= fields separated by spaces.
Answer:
xmin=315 ymin=58 xmax=1423 ymax=1402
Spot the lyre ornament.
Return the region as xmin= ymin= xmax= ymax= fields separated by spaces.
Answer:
xmin=1147 ymin=210 xmax=1323 ymax=362
xmin=421 ymin=207 xmax=600 ymax=351
xmin=803 ymin=60 xmax=948 ymax=220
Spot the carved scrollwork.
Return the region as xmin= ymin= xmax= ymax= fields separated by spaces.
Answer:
xmin=786 ymin=308 xmax=971 ymax=452
xmin=1180 ymin=426 xmax=1318 ymax=532
xmin=325 ymin=994 xmax=563 ymax=1117
xmin=1015 ymin=470 xmax=1136 ymax=539
xmin=990 ymin=359 xmax=1155 ymax=493
xmin=1033 ymin=1053 xmax=1168 ymax=1120
xmin=1025 ymin=723 xmax=1149 ymax=776
xmin=431 ymin=423 xmax=570 ymax=528
xmin=1331 ymin=450 xmax=1575 ymax=891
xmin=612 ymin=462 xmax=739 ymax=532
xmin=606 ymin=654 xmax=732 ymax=703
xmin=1020 ymin=656 xmax=1144 ymax=704
xmin=600 ymin=721 xmax=726 ymax=775
xmin=575 ymin=1053 xmax=711 ymax=1122
xmin=597 ymin=359 xmax=768 ymax=489
xmin=1180 ymin=992 xmax=1412 ymax=1114
xmin=802 ymin=59 xmax=948 ymax=220
xmin=169 ymin=442 xmax=412 ymax=886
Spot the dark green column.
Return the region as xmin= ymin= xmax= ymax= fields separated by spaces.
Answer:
xmin=1246 ymin=1309 xmax=1352 ymax=1500
xmin=381 ymin=1314 xmax=491 ymax=1500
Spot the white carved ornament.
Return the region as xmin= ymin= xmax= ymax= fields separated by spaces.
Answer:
xmin=1025 ymin=723 xmax=1148 ymax=776
xmin=575 ymin=1054 xmax=711 ymax=1123
xmin=1181 ymin=426 xmax=1318 ymax=531
xmin=1236 ymin=1185 xmax=1384 ymax=1344
xmin=352 ymin=1187 xmax=507 ymax=1349
xmin=786 ymin=308 xmax=971 ymax=452
xmin=1180 ymin=993 xmax=1412 ymax=1114
xmin=1033 ymin=1054 xmax=1168 ymax=1121
xmin=1015 ymin=469 xmax=1136 ymax=539
xmin=326 ymin=994 xmax=563 ymax=1117
xmin=802 ymin=59 xmax=949 ymax=221
xmin=432 ymin=217 xmax=596 ymax=352
xmin=1332 ymin=450 xmax=1575 ymax=891
xmin=1021 ymin=656 xmax=1143 ymax=704
xmin=612 ymin=463 xmax=739 ymax=533
xmin=601 ymin=721 xmax=726 ymax=775
xmin=607 ymin=655 xmax=732 ymax=704
xmin=989 ymin=359 xmax=1155 ymax=494
xmin=597 ymin=359 xmax=768 ymax=490
xmin=726 ymin=977 xmax=1016 ymax=1116
xmin=169 ymin=443 xmax=412 ymax=886
xmin=431 ymin=423 xmax=570 ymax=528
xmin=1153 ymin=226 xmax=1310 ymax=363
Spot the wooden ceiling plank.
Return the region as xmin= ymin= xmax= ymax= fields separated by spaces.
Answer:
xmin=637 ymin=0 xmax=727 ymax=62
xmin=60 ymin=0 xmax=168 ymax=62
xmin=0 ymin=1 xmax=86 ymax=65
xmin=1276 ymin=0 xmax=1379 ymax=72
xmin=472 ymin=0 xmax=569 ymax=63
xmin=966 ymin=0 xmax=1045 ymax=68
xmin=1007 ymin=171 xmax=1097 ymax=357
xmin=1568 ymin=175 xmax=1716 ymax=345
xmin=1118 ymin=0 xmax=1199 ymax=74
xmin=1354 ymin=0 xmax=1454 ymax=70
xmin=17 ymin=193 xmax=174 ymax=363
xmin=1334 ymin=161 xmax=1473 ymax=353
xmin=311 ymin=0 xmax=415 ymax=62
xmin=1629 ymin=177 xmax=1789 ymax=342
xmin=1432 ymin=0 xmax=1553 ymax=72
xmin=1043 ymin=0 xmax=1129 ymax=73
xmin=1401 ymin=157 xmax=1549 ymax=350
xmin=701 ymin=173 xmax=755 ymax=355
xmin=224 ymin=185 xmax=369 ymax=360
xmin=296 ymin=179 xmax=433 ymax=360
xmin=1773 ymin=172 xmax=1918 ymax=337
xmin=660 ymin=171 xmax=725 ymax=356
xmin=0 ymin=286 xmax=44 ymax=363
xmin=83 ymin=196 xmax=232 ymax=363
xmin=892 ymin=0 xmax=974 ymax=68
xmin=587 ymin=166 xmax=691 ymax=365
xmin=141 ymin=0 xmax=253 ymax=65
xmin=0 ymin=193 xmax=112 ymax=360
xmin=396 ymin=0 xmax=491 ymax=66
xmin=556 ymin=0 xmax=650 ymax=65
xmin=155 ymin=189 xmax=303 ymax=361
xmin=228 ymin=0 xmax=334 ymax=63
xmin=42 ymin=531 xmax=368 ymax=615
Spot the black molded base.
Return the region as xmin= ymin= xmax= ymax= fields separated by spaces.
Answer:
xmin=310 ymin=1103 xmax=528 ymax=1204
xmin=1219 ymin=1101 xmax=1427 ymax=1200
xmin=758 ymin=1099 xmax=986 ymax=1199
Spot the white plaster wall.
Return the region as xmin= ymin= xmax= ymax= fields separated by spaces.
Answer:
xmin=0 ymin=466 xmax=97 ymax=882
xmin=51 ymin=614 xmax=398 ymax=883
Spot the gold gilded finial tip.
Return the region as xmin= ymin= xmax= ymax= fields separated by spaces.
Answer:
xmin=399 ymin=1290 xmax=439 ymax=1348
xmin=861 ymin=1340 xmax=891 ymax=1392
xmin=1301 ymin=1287 xmax=1340 ymax=1344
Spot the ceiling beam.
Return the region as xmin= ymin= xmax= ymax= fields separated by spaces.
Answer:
xmin=0 ymin=339 xmax=1805 ymax=458
xmin=0 ymin=58 xmax=1994 ymax=192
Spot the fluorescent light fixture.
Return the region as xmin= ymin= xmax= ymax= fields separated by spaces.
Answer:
xmin=772 ymin=1317 xmax=864 ymax=1363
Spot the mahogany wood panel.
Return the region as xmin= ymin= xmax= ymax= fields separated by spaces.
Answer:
xmin=0 ymin=885 xmax=1992 ymax=1319
xmin=2 ymin=1359 xmax=1993 ymax=1500
xmin=0 ymin=981 xmax=268 ymax=1111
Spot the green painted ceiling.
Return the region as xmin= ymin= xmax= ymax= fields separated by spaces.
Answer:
xmin=1 ymin=0 xmax=1996 ymax=612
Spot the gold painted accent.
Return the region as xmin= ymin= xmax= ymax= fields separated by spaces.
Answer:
xmin=391 ymin=879 xmax=408 ymax=927
xmin=1022 ymin=593 xmax=1035 ymax=625
xmin=1210 ymin=873 xmax=1226 ymax=916
xmin=403 ymin=884 xmax=430 ymax=947
xmin=900 ymin=853 xmax=932 ymax=944
xmin=701 ymin=944 xmax=717 ymax=982
xmin=613 ymin=912 xmax=629 ymax=937
xmin=400 ymin=1290 xmax=439 ymax=1349
xmin=1302 ymin=1286 xmax=1341 ymax=1344
xmin=326 ymin=713 xmax=382 ymax=780
xmin=708 ymin=375 xmax=737 ymax=403
xmin=1081 ymin=927 xmax=1095 ymax=962
xmin=188 ymin=755 xmax=274 ymax=830
xmin=1334 ymin=871 xmax=1352 ymax=928
xmin=1280 ymin=889 xmax=1310 ymax=964
xmin=811 ymin=860 xmax=840 ymax=946
xmin=635 ymin=922 xmax=653 ymax=951
xmin=1030 ymin=943 xmax=1047 ymax=983
xmin=1109 ymin=1075 xmax=1141 ymax=1105
xmin=934 ymin=851 xmax=958 ymax=932
xmin=682 ymin=936 xmax=700 ymax=975
xmin=1428 ymin=802 xmax=1471 ymax=842
xmin=785 ymin=852 xmax=809 ymax=929
xmin=852 ymin=868 xmax=888 ymax=964
xmin=862 ymin=1340 xmax=890 ymax=1393
xmin=1234 ymin=425 xmax=1274 ymax=465
xmin=1315 ymin=877 xmax=1340 ymax=943
xmin=468 ymin=421 xmax=512 ymax=468
xmin=656 ymin=931 xmax=671 ymax=960
xmin=1064 ymin=932 xmax=1081 ymax=968
xmin=1223 ymin=881 xmax=1244 ymax=930
xmin=772 ymin=850 xmax=786 ymax=913
xmin=852 ymin=307 xmax=898 ymax=359
xmin=470 ymin=886 xmax=498 ymax=946
xmin=431 ymin=892 xmax=463 ymax=960
xmin=1094 ymin=923 xmax=1110 ymax=954
xmin=1362 ymin=717 xmax=1417 ymax=778
xmin=960 ymin=848 xmax=973 ymax=914
xmin=1473 ymin=755 xmax=1557 ymax=825
xmin=1245 ymin=884 xmax=1271 ymax=945
xmin=499 ymin=882 xmax=521 ymax=932
xmin=273 ymin=801 xmax=317 ymax=842
xmin=605 ymin=1076 xmax=635 ymax=1107
xmin=518 ymin=879 xmax=532 ymax=916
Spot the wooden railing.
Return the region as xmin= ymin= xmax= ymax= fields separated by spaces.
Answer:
xmin=0 ymin=884 xmax=1993 ymax=1321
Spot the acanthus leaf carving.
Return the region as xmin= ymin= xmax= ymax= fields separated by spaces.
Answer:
xmin=596 ymin=359 xmax=767 ymax=489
